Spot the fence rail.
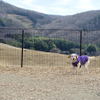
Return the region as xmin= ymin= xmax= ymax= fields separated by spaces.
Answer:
xmin=0 ymin=28 xmax=100 ymax=67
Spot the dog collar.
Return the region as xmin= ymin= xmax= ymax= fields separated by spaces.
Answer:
xmin=72 ymin=60 xmax=79 ymax=67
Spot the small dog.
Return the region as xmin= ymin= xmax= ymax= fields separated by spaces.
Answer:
xmin=68 ymin=53 xmax=89 ymax=74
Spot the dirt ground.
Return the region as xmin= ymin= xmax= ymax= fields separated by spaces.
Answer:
xmin=0 ymin=65 xmax=100 ymax=100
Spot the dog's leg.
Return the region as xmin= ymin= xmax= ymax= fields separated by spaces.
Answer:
xmin=85 ymin=61 xmax=89 ymax=74
xmin=72 ymin=66 xmax=75 ymax=74
xmin=85 ymin=65 xmax=89 ymax=74
xmin=76 ymin=67 xmax=79 ymax=75
xmin=76 ymin=62 xmax=81 ymax=75
xmin=80 ymin=66 xmax=84 ymax=75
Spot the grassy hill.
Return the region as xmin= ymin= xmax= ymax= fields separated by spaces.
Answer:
xmin=0 ymin=43 xmax=69 ymax=67
xmin=1 ymin=1 xmax=100 ymax=29
xmin=0 ymin=43 xmax=100 ymax=68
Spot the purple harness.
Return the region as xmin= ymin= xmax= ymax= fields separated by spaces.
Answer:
xmin=72 ymin=55 xmax=89 ymax=67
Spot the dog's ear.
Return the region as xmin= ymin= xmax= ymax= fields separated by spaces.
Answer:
xmin=76 ymin=55 xmax=78 ymax=59
xmin=68 ymin=55 xmax=71 ymax=58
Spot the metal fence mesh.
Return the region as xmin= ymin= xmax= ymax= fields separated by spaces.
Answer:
xmin=0 ymin=28 xmax=100 ymax=67
xmin=0 ymin=29 xmax=22 ymax=67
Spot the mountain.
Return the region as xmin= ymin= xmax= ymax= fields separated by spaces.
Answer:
xmin=0 ymin=0 xmax=100 ymax=30
xmin=0 ymin=0 xmax=58 ymax=28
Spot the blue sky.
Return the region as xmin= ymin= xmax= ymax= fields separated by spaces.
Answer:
xmin=3 ymin=0 xmax=100 ymax=15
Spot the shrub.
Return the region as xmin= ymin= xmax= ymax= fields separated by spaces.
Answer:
xmin=86 ymin=44 xmax=97 ymax=54
xmin=9 ymin=40 xmax=21 ymax=47
xmin=34 ymin=40 xmax=48 ymax=51
xmin=50 ymin=48 xmax=61 ymax=53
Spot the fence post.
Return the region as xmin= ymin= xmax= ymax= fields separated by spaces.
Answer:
xmin=80 ymin=30 xmax=82 ymax=56
xmin=21 ymin=30 xmax=24 ymax=67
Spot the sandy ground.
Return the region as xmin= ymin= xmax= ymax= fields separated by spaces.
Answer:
xmin=0 ymin=65 xmax=100 ymax=100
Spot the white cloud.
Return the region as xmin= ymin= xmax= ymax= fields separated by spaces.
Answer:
xmin=77 ymin=0 xmax=95 ymax=10
xmin=11 ymin=0 xmax=100 ymax=15
xmin=19 ymin=0 xmax=75 ymax=15
xmin=57 ymin=0 xmax=73 ymax=6
xmin=21 ymin=0 xmax=35 ymax=6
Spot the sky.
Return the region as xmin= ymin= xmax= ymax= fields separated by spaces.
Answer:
xmin=3 ymin=0 xmax=100 ymax=15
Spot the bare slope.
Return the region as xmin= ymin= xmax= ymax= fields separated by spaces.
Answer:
xmin=1 ymin=1 xmax=100 ymax=29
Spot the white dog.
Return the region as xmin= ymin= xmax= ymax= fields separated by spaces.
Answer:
xmin=68 ymin=53 xmax=89 ymax=74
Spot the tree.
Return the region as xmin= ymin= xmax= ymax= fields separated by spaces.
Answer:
xmin=69 ymin=49 xmax=75 ymax=54
xmin=24 ymin=39 xmax=34 ymax=49
xmin=0 ymin=18 xmax=5 ymax=26
xmin=55 ymin=39 xmax=68 ymax=51
xmin=86 ymin=44 xmax=97 ymax=54
xmin=9 ymin=39 xmax=21 ymax=47
xmin=34 ymin=40 xmax=48 ymax=51
xmin=47 ymin=41 xmax=56 ymax=51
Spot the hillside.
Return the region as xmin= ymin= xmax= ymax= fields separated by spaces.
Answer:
xmin=1 ymin=1 xmax=100 ymax=29
xmin=0 ymin=43 xmax=99 ymax=68
xmin=0 ymin=0 xmax=57 ymax=28
xmin=0 ymin=43 xmax=69 ymax=67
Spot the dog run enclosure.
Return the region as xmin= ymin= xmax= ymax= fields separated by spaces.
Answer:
xmin=0 ymin=28 xmax=100 ymax=67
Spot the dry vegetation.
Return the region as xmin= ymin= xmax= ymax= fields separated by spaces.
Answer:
xmin=1 ymin=1 xmax=100 ymax=30
xmin=8 ymin=14 xmax=33 ymax=28
xmin=0 ymin=43 xmax=100 ymax=100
